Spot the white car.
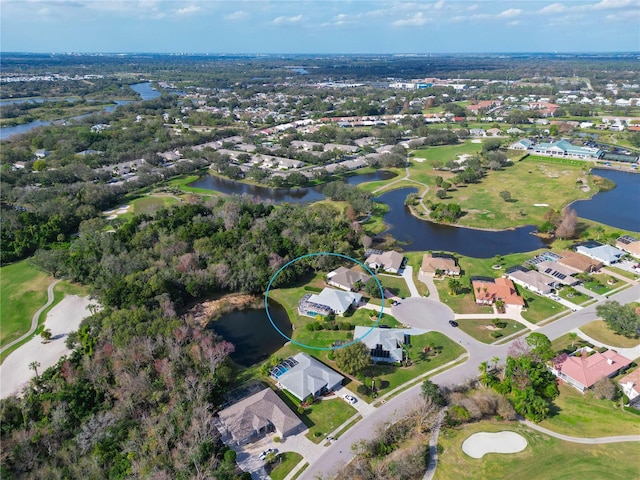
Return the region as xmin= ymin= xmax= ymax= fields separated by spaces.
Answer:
xmin=343 ymin=394 xmax=357 ymax=405
xmin=259 ymin=448 xmax=277 ymax=461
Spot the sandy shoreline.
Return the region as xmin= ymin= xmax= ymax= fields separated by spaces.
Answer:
xmin=0 ymin=295 xmax=93 ymax=398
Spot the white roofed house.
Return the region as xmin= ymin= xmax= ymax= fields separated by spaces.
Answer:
xmin=271 ymin=353 xmax=344 ymax=401
xmin=353 ymin=326 xmax=408 ymax=364
xmin=508 ymin=139 xmax=533 ymax=151
xmin=575 ymin=243 xmax=626 ymax=266
xmin=298 ymin=288 xmax=362 ymax=317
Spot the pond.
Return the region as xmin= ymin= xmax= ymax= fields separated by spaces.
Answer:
xmin=188 ymin=169 xmax=397 ymax=204
xmin=376 ymin=187 xmax=547 ymax=257
xmin=208 ymin=302 xmax=292 ymax=367
xmin=571 ymin=169 xmax=639 ymax=232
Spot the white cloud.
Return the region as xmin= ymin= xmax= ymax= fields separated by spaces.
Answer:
xmin=538 ymin=3 xmax=567 ymax=14
xmin=272 ymin=14 xmax=304 ymax=25
xmin=433 ymin=0 xmax=446 ymax=10
xmin=392 ymin=11 xmax=429 ymax=26
xmin=508 ymin=20 xmax=521 ymax=26
xmin=498 ymin=8 xmax=522 ymax=18
xmin=467 ymin=4 xmax=479 ymax=11
xmin=592 ymin=0 xmax=634 ymax=9
xmin=175 ymin=5 xmax=201 ymax=16
xmin=225 ymin=10 xmax=247 ymax=21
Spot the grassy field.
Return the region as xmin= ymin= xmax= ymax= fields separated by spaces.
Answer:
xmin=131 ymin=194 xmax=180 ymax=214
xmin=556 ymin=287 xmax=592 ymax=305
xmin=540 ymin=384 xmax=640 ymax=437
xmin=165 ymin=174 xmax=219 ymax=195
xmin=579 ymin=320 xmax=640 ymax=348
xmin=456 ymin=318 xmax=527 ymax=344
xmin=267 ymin=452 xmax=303 ymax=480
xmin=435 ymin=420 xmax=640 ymax=480
xmin=0 ymin=260 xmax=52 ymax=347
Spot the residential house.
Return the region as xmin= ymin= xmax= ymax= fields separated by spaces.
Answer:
xmin=298 ymin=288 xmax=362 ymax=317
xmin=290 ymin=140 xmax=323 ymax=151
xmin=616 ymin=235 xmax=640 ymax=259
xmin=34 ymin=149 xmax=51 ymax=158
xmin=619 ymin=368 xmax=640 ymax=402
xmin=507 ymin=266 xmax=558 ymax=295
xmin=557 ymin=250 xmax=602 ymax=273
xmin=217 ymin=387 xmax=305 ymax=445
xmin=576 ymin=243 xmax=625 ymax=266
xmin=469 ymin=128 xmax=486 ymax=137
xmin=365 ymin=250 xmax=406 ymax=273
xmin=324 ymin=143 xmax=359 ymax=154
xmin=486 ymin=128 xmax=502 ymax=137
xmin=420 ymin=253 xmax=461 ymax=276
xmin=471 ymin=277 xmax=525 ymax=309
xmin=534 ymin=260 xmax=580 ymax=286
xmin=508 ymin=139 xmax=533 ymax=151
xmin=353 ymin=326 xmax=408 ymax=364
xmin=326 ymin=267 xmax=371 ymax=291
xmin=272 ymin=353 xmax=344 ymax=401
xmin=550 ymin=348 xmax=632 ymax=393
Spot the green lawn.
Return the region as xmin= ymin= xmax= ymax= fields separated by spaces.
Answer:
xmin=581 ymin=273 xmax=624 ymax=295
xmin=579 ymin=320 xmax=640 ymax=348
xmin=435 ymin=420 xmax=640 ymax=480
xmin=412 ymin=141 xmax=482 ymax=164
xmin=521 ymin=293 xmax=567 ymax=323
xmin=267 ymin=452 xmax=303 ymax=480
xmin=551 ymin=333 xmax=593 ymax=355
xmin=348 ymin=331 xmax=466 ymax=402
xmin=0 ymin=260 xmax=52 ymax=347
xmin=366 ymin=274 xmax=411 ymax=304
xmin=540 ymin=384 xmax=640 ymax=437
xmin=131 ymin=195 xmax=179 ymax=214
xmin=556 ymin=287 xmax=592 ymax=306
xmin=456 ymin=318 xmax=527 ymax=344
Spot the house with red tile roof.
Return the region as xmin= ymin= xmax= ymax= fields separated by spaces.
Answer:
xmin=471 ymin=277 xmax=525 ymax=309
xmin=551 ymin=348 xmax=632 ymax=393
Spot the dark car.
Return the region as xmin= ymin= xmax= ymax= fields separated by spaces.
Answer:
xmin=448 ymin=320 xmax=458 ymax=327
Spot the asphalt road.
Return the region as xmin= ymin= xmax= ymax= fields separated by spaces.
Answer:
xmin=299 ymin=284 xmax=640 ymax=480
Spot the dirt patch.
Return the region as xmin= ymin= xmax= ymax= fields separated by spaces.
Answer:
xmin=184 ymin=294 xmax=262 ymax=327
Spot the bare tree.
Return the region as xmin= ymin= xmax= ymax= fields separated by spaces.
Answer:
xmin=555 ymin=206 xmax=577 ymax=239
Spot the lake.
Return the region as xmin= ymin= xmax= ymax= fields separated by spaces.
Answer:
xmin=188 ymin=170 xmax=397 ymax=203
xmin=208 ymin=303 xmax=292 ymax=367
xmin=571 ymin=169 xmax=639 ymax=232
xmin=0 ymin=82 xmax=159 ymax=140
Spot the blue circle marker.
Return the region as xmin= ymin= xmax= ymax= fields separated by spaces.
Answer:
xmin=265 ymin=252 xmax=385 ymax=350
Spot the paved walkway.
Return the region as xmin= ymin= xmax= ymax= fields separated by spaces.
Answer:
xmin=1 ymin=279 xmax=60 ymax=354
xmin=521 ymin=420 xmax=640 ymax=443
xmin=423 ymin=408 xmax=447 ymax=480
xmin=573 ymin=329 xmax=640 ymax=360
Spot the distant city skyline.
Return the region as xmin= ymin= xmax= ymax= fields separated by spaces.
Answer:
xmin=1 ymin=0 xmax=639 ymax=54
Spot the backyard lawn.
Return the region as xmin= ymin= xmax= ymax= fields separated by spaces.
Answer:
xmin=456 ymin=318 xmax=527 ymax=344
xmin=1 ymin=260 xmax=52 ymax=347
xmin=540 ymin=384 xmax=640 ymax=437
xmin=578 ymin=320 xmax=640 ymax=348
xmin=435 ymin=420 xmax=640 ymax=480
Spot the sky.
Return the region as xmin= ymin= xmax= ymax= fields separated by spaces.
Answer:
xmin=1 ymin=0 xmax=639 ymax=54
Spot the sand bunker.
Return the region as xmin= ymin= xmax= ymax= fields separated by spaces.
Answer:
xmin=462 ymin=431 xmax=527 ymax=458
xmin=1 ymin=295 xmax=94 ymax=398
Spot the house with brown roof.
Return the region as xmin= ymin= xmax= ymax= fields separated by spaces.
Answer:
xmin=557 ymin=250 xmax=602 ymax=273
xmin=471 ymin=277 xmax=525 ymax=309
xmin=616 ymin=235 xmax=640 ymax=259
xmin=550 ymin=348 xmax=632 ymax=393
xmin=420 ymin=253 xmax=461 ymax=277
xmin=365 ymin=250 xmax=406 ymax=273
xmin=327 ymin=266 xmax=371 ymax=291
xmin=507 ymin=267 xmax=558 ymax=295
xmin=217 ymin=387 xmax=305 ymax=445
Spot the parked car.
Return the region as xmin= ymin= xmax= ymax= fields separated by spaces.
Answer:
xmin=343 ymin=394 xmax=357 ymax=404
xmin=259 ymin=448 xmax=277 ymax=460
xmin=448 ymin=320 xmax=458 ymax=327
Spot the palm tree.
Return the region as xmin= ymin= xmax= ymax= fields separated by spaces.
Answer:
xmin=568 ymin=332 xmax=578 ymax=349
xmin=478 ymin=361 xmax=490 ymax=386
xmin=29 ymin=361 xmax=41 ymax=379
xmin=492 ymin=356 xmax=500 ymax=369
